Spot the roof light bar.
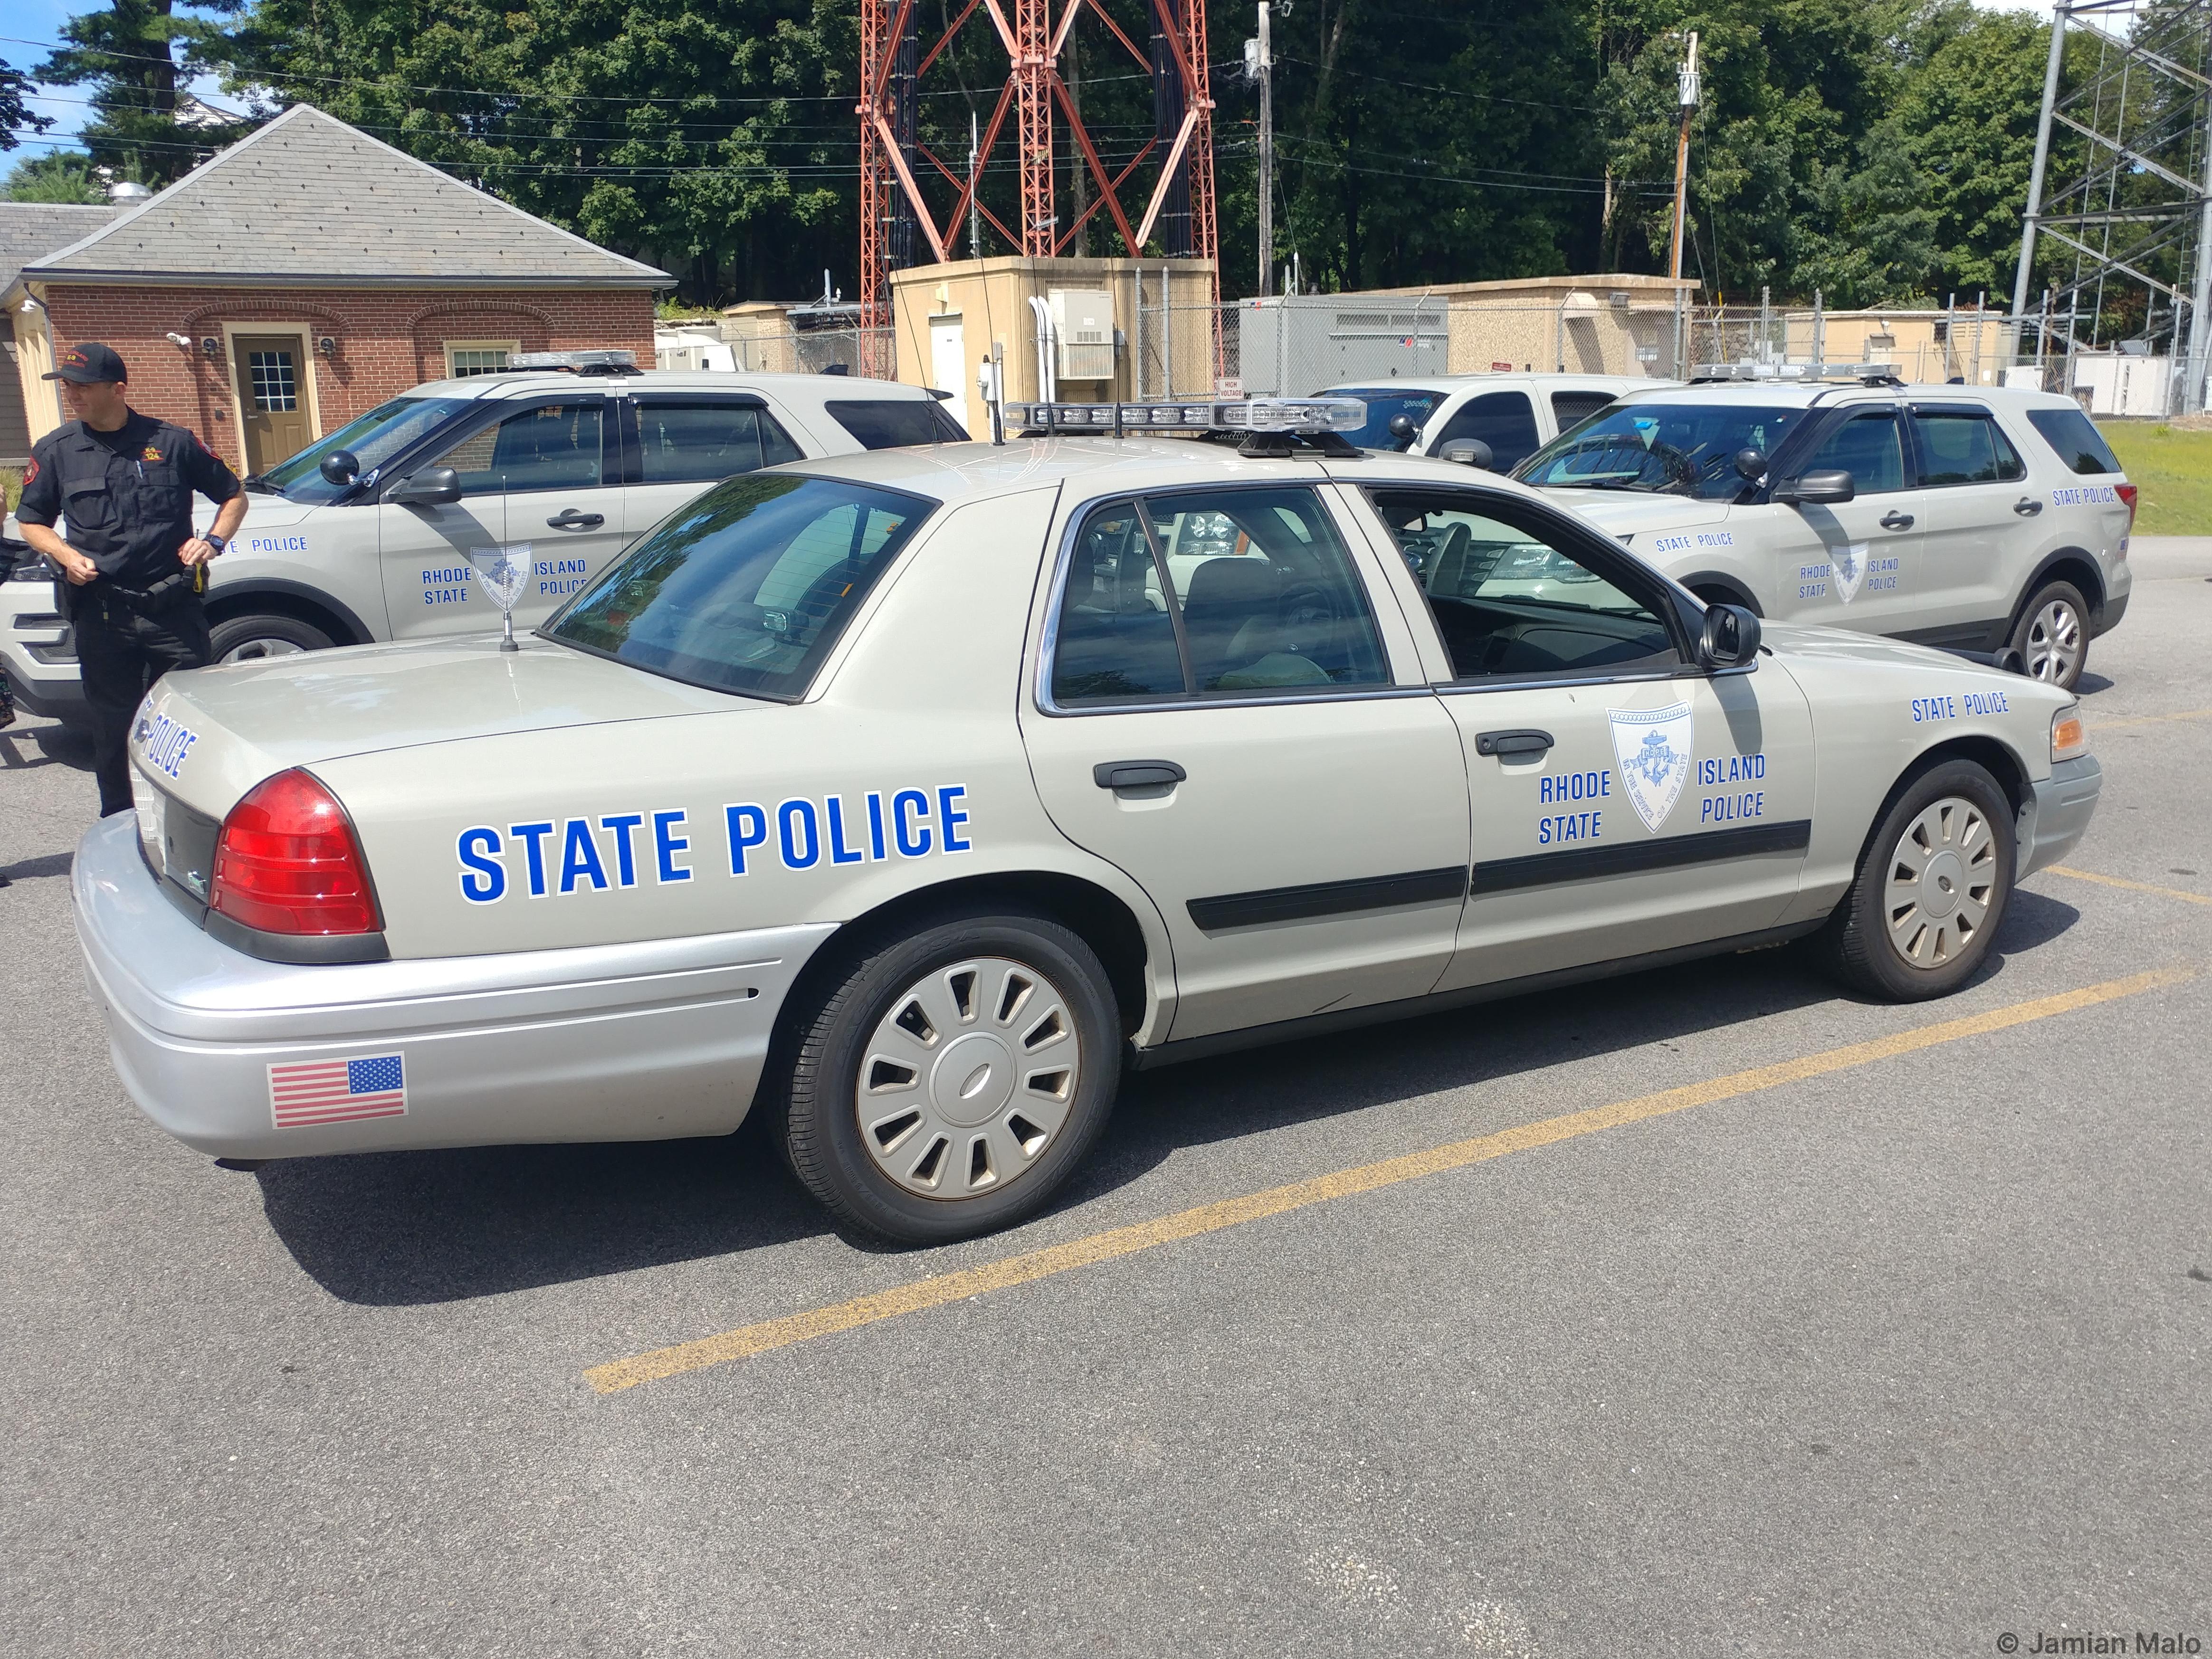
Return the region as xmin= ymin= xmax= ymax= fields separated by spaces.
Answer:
xmin=1688 ymin=362 xmax=1902 ymax=383
xmin=1002 ymin=397 xmax=1368 ymax=434
xmin=507 ymin=349 xmax=638 ymax=372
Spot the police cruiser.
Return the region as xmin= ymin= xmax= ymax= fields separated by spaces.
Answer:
xmin=76 ymin=397 xmax=2102 ymax=1244
xmin=1319 ymin=372 xmax=1658 ymax=471
xmin=1 ymin=353 xmax=965 ymax=725
xmin=1505 ymin=367 xmax=2135 ymax=691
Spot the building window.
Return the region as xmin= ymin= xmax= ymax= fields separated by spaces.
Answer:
xmin=445 ymin=340 xmax=518 ymax=378
xmin=248 ymin=350 xmax=298 ymax=411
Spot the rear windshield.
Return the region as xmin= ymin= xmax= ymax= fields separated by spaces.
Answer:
xmin=256 ymin=396 xmax=473 ymax=504
xmin=825 ymin=398 xmax=969 ymax=449
xmin=2025 ymin=406 xmax=2122 ymax=476
xmin=545 ymin=475 xmax=933 ymax=699
xmin=1330 ymin=388 xmax=1449 ymax=451
xmin=1515 ymin=402 xmax=1812 ymax=499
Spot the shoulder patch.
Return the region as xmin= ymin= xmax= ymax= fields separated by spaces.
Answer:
xmin=21 ymin=457 xmax=35 ymax=484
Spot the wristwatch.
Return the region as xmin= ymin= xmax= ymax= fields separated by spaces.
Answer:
xmin=204 ymin=533 xmax=228 ymax=554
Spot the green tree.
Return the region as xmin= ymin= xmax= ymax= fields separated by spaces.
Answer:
xmin=37 ymin=1 xmax=252 ymax=185
xmin=3 ymin=151 xmax=109 ymax=202
xmin=1 ymin=58 xmax=54 ymax=151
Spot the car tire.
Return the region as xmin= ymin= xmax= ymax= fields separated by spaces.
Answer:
xmin=1814 ymin=759 xmax=2016 ymax=1002
xmin=780 ymin=908 xmax=1123 ymax=1244
xmin=208 ymin=612 xmax=335 ymax=664
xmin=2009 ymin=580 xmax=2089 ymax=691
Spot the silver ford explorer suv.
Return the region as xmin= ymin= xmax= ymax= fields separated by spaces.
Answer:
xmin=1507 ymin=372 xmax=2135 ymax=690
xmin=2 ymin=360 xmax=965 ymax=724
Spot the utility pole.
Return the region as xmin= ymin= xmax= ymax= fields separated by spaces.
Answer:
xmin=969 ymin=110 xmax=982 ymax=258
xmin=1255 ymin=1 xmax=1275 ymax=297
xmin=1668 ymin=31 xmax=1699 ymax=285
xmin=2012 ymin=5 xmax=2069 ymax=368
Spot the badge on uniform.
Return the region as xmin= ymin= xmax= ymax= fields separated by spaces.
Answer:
xmin=142 ymin=445 xmax=162 ymax=463
xmin=1610 ymin=701 xmax=1693 ymax=831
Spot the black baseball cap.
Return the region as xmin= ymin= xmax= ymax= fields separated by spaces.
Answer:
xmin=43 ymin=342 xmax=128 ymax=384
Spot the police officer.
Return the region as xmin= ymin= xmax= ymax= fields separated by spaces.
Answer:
xmin=15 ymin=342 xmax=247 ymax=817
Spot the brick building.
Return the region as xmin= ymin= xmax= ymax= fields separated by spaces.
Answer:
xmin=1 ymin=203 xmax=122 ymax=466
xmin=6 ymin=104 xmax=670 ymax=477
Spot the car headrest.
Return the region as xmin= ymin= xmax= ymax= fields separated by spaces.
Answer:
xmin=1181 ymin=556 xmax=1278 ymax=621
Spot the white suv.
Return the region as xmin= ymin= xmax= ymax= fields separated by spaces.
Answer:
xmin=2 ymin=366 xmax=965 ymax=725
xmin=1508 ymin=375 xmax=2135 ymax=689
xmin=1321 ymin=373 xmax=1663 ymax=468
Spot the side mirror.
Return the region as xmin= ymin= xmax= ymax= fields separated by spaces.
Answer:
xmin=1733 ymin=447 xmax=1767 ymax=482
xmin=1700 ymin=602 xmax=1762 ymax=670
xmin=387 ymin=466 xmax=462 ymax=507
xmin=1773 ymin=468 xmax=1855 ymax=506
xmin=1387 ymin=413 xmax=1420 ymax=443
xmin=318 ymin=448 xmax=361 ymax=486
xmin=1437 ymin=438 xmax=1493 ymax=469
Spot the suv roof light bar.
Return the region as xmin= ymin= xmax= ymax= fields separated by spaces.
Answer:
xmin=506 ymin=349 xmax=638 ymax=375
xmin=1001 ymin=396 xmax=1368 ymax=435
xmin=1688 ymin=361 xmax=1905 ymax=386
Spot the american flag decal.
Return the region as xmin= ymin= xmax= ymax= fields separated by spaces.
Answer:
xmin=267 ymin=1054 xmax=407 ymax=1129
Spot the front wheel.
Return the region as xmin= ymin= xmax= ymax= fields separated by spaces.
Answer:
xmin=1814 ymin=760 xmax=2016 ymax=1001
xmin=781 ymin=910 xmax=1123 ymax=1244
xmin=208 ymin=612 xmax=335 ymax=664
xmin=2009 ymin=580 xmax=2088 ymax=691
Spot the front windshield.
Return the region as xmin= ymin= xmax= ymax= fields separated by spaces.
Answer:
xmin=1513 ymin=401 xmax=1811 ymax=499
xmin=1331 ymin=389 xmax=1448 ymax=452
xmin=546 ymin=474 xmax=933 ymax=699
xmin=257 ymin=396 xmax=475 ymax=503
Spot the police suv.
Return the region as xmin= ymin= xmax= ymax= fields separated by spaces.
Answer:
xmin=78 ymin=398 xmax=2100 ymax=1245
xmin=1320 ymin=372 xmax=1658 ymax=470
xmin=1 ymin=355 xmax=964 ymax=723
xmin=1506 ymin=369 xmax=2136 ymax=691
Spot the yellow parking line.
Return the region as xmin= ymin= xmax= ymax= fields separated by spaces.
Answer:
xmin=583 ymin=966 xmax=2192 ymax=1395
xmin=2046 ymin=865 xmax=2212 ymax=908
xmin=2087 ymin=706 xmax=2212 ymax=733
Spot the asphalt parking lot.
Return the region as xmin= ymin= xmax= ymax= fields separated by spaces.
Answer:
xmin=5 ymin=543 xmax=2210 ymax=1659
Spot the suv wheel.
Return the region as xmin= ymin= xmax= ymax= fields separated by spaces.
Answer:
xmin=2009 ymin=580 xmax=2088 ymax=690
xmin=1815 ymin=759 xmax=2016 ymax=1001
xmin=781 ymin=909 xmax=1122 ymax=1244
xmin=209 ymin=612 xmax=335 ymax=664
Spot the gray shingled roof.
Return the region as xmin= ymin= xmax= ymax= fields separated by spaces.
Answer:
xmin=21 ymin=104 xmax=672 ymax=290
xmin=0 ymin=203 xmax=122 ymax=296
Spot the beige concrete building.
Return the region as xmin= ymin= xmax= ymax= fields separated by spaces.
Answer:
xmin=1364 ymin=273 xmax=1700 ymax=377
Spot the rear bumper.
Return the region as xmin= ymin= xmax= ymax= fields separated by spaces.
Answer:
xmin=2018 ymin=755 xmax=2102 ymax=880
xmin=2092 ymin=587 xmax=2129 ymax=638
xmin=72 ymin=815 xmax=831 ymax=1159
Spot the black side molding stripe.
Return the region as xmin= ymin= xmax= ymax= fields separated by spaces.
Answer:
xmin=1468 ymin=819 xmax=1812 ymax=896
xmin=1188 ymin=866 xmax=1468 ymax=932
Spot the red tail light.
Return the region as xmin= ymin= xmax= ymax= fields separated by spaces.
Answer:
xmin=209 ymin=769 xmax=383 ymax=936
xmin=2117 ymin=482 xmax=2139 ymax=533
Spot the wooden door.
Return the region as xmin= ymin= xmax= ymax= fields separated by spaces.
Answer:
xmin=232 ymin=334 xmax=313 ymax=474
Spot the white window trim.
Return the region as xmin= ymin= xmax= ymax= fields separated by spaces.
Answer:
xmin=445 ymin=339 xmax=520 ymax=379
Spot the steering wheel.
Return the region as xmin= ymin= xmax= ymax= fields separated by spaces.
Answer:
xmin=1278 ymin=582 xmax=1341 ymax=653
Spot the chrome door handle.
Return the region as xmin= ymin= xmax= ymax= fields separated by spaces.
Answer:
xmin=1879 ymin=511 xmax=1914 ymax=530
xmin=2013 ymin=496 xmax=2044 ymax=516
xmin=1475 ymin=728 xmax=1554 ymax=757
xmin=1093 ymin=759 xmax=1186 ymax=789
xmin=546 ymin=509 xmax=605 ymax=529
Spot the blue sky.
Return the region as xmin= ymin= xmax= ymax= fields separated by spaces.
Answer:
xmin=6 ymin=0 xmax=235 ymax=155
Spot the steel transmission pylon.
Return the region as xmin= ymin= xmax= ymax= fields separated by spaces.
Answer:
xmin=2014 ymin=0 xmax=2212 ymax=410
xmin=856 ymin=0 xmax=1220 ymax=365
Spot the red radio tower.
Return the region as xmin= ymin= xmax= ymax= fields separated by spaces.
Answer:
xmin=857 ymin=0 xmax=1219 ymax=353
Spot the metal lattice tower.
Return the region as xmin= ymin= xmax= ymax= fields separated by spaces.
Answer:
xmin=2014 ymin=0 xmax=2212 ymax=409
xmin=857 ymin=0 xmax=1220 ymax=349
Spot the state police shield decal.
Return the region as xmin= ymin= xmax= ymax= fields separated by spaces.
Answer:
xmin=1609 ymin=701 xmax=1694 ymax=831
xmin=1832 ymin=541 xmax=1867 ymax=604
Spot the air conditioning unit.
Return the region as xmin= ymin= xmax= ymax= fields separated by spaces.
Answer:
xmin=1050 ymin=289 xmax=1116 ymax=380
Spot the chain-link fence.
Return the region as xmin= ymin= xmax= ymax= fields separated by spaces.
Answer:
xmin=710 ymin=322 xmax=897 ymax=379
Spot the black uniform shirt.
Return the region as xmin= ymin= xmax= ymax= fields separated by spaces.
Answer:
xmin=17 ymin=411 xmax=242 ymax=591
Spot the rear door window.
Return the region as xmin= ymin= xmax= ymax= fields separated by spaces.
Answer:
xmin=825 ymin=398 xmax=969 ymax=449
xmin=1912 ymin=408 xmax=2026 ymax=485
xmin=1549 ymin=389 xmax=1617 ymax=432
xmin=1049 ymin=487 xmax=1391 ymax=704
xmin=2025 ymin=406 xmax=2122 ymax=476
xmin=1430 ymin=391 xmax=1542 ymax=469
xmin=634 ymin=400 xmax=804 ymax=483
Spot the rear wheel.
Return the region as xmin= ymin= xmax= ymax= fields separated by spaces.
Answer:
xmin=2009 ymin=580 xmax=2088 ymax=690
xmin=781 ymin=909 xmax=1122 ymax=1244
xmin=208 ymin=612 xmax=334 ymax=664
xmin=1815 ymin=759 xmax=2015 ymax=1001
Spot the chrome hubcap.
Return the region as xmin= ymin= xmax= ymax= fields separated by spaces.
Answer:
xmin=858 ymin=956 xmax=1081 ymax=1201
xmin=219 ymin=637 xmax=307 ymax=664
xmin=2022 ymin=600 xmax=2082 ymax=683
xmin=1886 ymin=796 xmax=1997 ymax=969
